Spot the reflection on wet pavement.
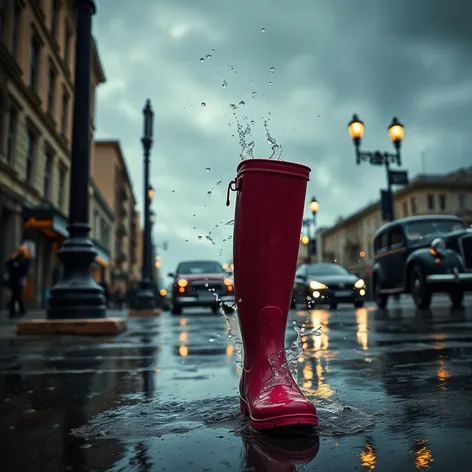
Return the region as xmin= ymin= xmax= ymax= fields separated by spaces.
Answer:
xmin=1 ymin=299 xmax=472 ymax=470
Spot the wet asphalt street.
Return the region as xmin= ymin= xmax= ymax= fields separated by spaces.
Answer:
xmin=1 ymin=296 xmax=472 ymax=471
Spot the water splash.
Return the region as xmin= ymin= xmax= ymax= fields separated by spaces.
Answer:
xmin=264 ymin=118 xmax=283 ymax=159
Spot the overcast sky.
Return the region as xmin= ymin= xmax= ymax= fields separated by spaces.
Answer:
xmin=92 ymin=0 xmax=472 ymax=281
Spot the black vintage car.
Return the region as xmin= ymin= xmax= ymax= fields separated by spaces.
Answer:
xmin=291 ymin=263 xmax=367 ymax=310
xmin=372 ymin=215 xmax=472 ymax=309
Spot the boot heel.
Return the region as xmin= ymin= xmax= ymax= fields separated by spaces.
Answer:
xmin=240 ymin=397 xmax=249 ymax=416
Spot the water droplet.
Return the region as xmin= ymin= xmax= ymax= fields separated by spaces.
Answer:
xmin=185 ymin=240 xmax=189 ymax=243
xmin=216 ymin=180 xmax=222 ymax=185
xmin=211 ymin=48 xmax=215 ymax=52
xmin=206 ymin=54 xmax=211 ymax=59
xmin=201 ymin=102 xmax=206 ymax=107
xmin=205 ymin=167 xmax=211 ymax=172
xmin=252 ymin=92 xmax=257 ymax=98
xmin=200 ymin=57 xmax=205 ymax=63
xmin=229 ymin=103 xmax=237 ymax=110
xmin=207 ymin=190 xmax=212 ymax=197
xmin=198 ymin=236 xmax=202 ymax=240
xmin=262 ymin=57 xmax=266 ymax=61
xmin=268 ymin=81 xmax=272 ymax=86
xmin=193 ymin=226 xmax=196 ymax=230
xmin=209 ymin=337 xmax=215 ymax=343
xmin=239 ymin=100 xmax=245 ymax=106
xmin=261 ymin=27 xmax=265 ymax=32
xmin=222 ymin=80 xmax=227 ymax=88
xmin=270 ymin=67 xmax=275 ymax=73
xmin=250 ymin=120 xmax=255 ymax=125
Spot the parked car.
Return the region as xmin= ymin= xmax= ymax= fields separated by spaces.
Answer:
xmin=371 ymin=215 xmax=472 ymax=309
xmin=168 ymin=260 xmax=235 ymax=315
xmin=291 ymin=263 xmax=367 ymax=310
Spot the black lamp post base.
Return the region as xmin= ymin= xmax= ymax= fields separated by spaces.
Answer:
xmin=47 ymin=232 xmax=106 ymax=320
xmin=134 ymin=282 xmax=156 ymax=310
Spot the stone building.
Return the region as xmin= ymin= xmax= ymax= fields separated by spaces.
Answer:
xmin=319 ymin=167 xmax=472 ymax=279
xmin=0 ymin=0 xmax=106 ymax=308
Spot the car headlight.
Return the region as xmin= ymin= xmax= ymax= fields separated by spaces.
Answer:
xmin=430 ymin=238 xmax=446 ymax=257
xmin=354 ymin=279 xmax=365 ymax=289
xmin=177 ymin=279 xmax=188 ymax=287
xmin=309 ymin=281 xmax=327 ymax=290
xmin=224 ymin=278 xmax=233 ymax=286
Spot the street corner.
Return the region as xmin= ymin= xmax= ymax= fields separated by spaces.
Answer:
xmin=16 ymin=317 xmax=128 ymax=335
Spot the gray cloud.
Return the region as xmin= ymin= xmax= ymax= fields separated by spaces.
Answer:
xmin=92 ymin=0 xmax=471 ymax=279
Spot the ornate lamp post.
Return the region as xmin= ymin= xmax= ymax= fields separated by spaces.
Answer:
xmin=47 ymin=0 xmax=104 ymax=319
xmin=132 ymin=100 xmax=158 ymax=313
xmin=17 ymin=0 xmax=126 ymax=335
xmin=348 ymin=114 xmax=405 ymax=221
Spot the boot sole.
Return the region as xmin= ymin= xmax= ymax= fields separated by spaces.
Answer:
xmin=240 ymin=397 xmax=318 ymax=430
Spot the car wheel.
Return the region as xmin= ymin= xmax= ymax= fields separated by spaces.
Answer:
xmin=354 ymin=301 xmax=364 ymax=308
xmin=329 ymin=303 xmax=338 ymax=310
xmin=410 ymin=265 xmax=432 ymax=309
xmin=449 ymin=289 xmax=464 ymax=308
xmin=374 ymin=276 xmax=388 ymax=308
xmin=171 ymin=303 xmax=182 ymax=316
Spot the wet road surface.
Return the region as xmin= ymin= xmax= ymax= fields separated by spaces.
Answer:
xmin=1 ymin=295 xmax=472 ymax=471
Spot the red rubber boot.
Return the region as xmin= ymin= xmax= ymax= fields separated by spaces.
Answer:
xmin=226 ymin=158 xmax=318 ymax=431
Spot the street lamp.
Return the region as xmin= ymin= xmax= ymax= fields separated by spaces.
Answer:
xmin=348 ymin=114 xmax=405 ymax=221
xmin=47 ymin=0 xmax=105 ymax=319
xmin=134 ymin=99 xmax=157 ymax=312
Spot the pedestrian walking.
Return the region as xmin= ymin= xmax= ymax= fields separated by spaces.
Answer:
xmin=3 ymin=245 xmax=31 ymax=318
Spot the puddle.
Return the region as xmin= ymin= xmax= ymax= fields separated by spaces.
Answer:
xmin=72 ymin=394 xmax=375 ymax=440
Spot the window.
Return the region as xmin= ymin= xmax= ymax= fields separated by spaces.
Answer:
xmin=47 ymin=64 xmax=57 ymax=115
xmin=439 ymin=194 xmax=446 ymax=211
xmin=389 ymin=227 xmax=404 ymax=248
xmin=410 ymin=197 xmax=417 ymax=215
xmin=25 ymin=128 xmax=37 ymax=182
xmin=43 ymin=149 xmax=53 ymax=198
xmin=6 ymin=105 xmax=18 ymax=165
xmin=102 ymin=222 xmax=111 ymax=250
xmin=50 ymin=0 xmax=59 ymax=38
xmin=459 ymin=194 xmax=467 ymax=210
xmin=60 ymin=86 xmax=69 ymax=135
xmin=64 ymin=24 xmax=71 ymax=67
xmin=374 ymin=232 xmax=388 ymax=253
xmin=29 ymin=34 xmax=41 ymax=92
xmin=58 ymin=165 xmax=66 ymax=207
xmin=94 ymin=211 xmax=100 ymax=240
xmin=11 ymin=4 xmax=21 ymax=58
xmin=402 ymin=201 xmax=408 ymax=217
xmin=427 ymin=194 xmax=435 ymax=210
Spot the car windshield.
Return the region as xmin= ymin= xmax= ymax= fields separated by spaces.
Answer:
xmin=306 ymin=264 xmax=350 ymax=276
xmin=177 ymin=261 xmax=225 ymax=274
xmin=404 ymin=219 xmax=466 ymax=240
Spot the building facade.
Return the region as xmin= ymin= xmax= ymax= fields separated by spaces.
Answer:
xmin=92 ymin=140 xmax=140 ymax=293
xmin=319 ymin=167 xmax=472 ymax=279
xmin=0 ymin=0 xmax=106 ymax=308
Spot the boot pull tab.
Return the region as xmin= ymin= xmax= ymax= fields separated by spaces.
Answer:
xmin=226 ymin=179 xmax=238 ymax=206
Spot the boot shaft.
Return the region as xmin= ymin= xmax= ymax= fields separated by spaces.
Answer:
xmin=229 ymin=159 xmax=311 ymax=363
